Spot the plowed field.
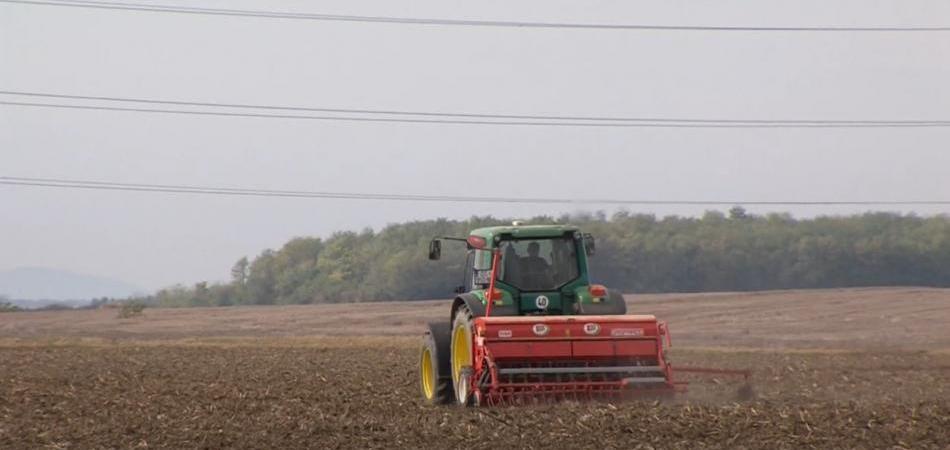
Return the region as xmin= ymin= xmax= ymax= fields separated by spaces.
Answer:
xmin=1 ymin=288 xmax=949 ymax=449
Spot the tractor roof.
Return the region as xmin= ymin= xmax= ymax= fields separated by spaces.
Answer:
xmin=469 ymin=224 xmax=579 ymax=247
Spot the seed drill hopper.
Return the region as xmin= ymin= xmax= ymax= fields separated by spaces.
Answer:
xmin=419 ymin=223 xmax=741 ymax=406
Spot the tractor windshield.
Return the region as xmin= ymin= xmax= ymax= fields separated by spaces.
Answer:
xmin=497 ymin=236 xmax=580 ymax=291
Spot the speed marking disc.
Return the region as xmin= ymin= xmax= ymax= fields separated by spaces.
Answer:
xmin=535 ymin=295 xmax=549 ymax=309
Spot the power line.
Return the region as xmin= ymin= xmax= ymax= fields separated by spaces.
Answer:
xmin=4 ymin=101 xmax=949 ymax=128
xmin=3 ymin=0 xmax=949 ymax=32
xmin=2 ymin=176 xmax=949 ymax=206
xmin=3 ymin=90 xmax=948 ymax=126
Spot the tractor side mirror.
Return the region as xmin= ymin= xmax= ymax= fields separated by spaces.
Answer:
xmin=583 ymin=233 xmax=596 ymax=257
xmin=428 ymin=239 xmax=442 ymax=260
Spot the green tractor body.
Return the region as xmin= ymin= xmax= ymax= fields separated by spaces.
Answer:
xmin=431 ymin=224 xmax=625 ymax=317
xmin=420 ymin=223 xmax=676 ymax=406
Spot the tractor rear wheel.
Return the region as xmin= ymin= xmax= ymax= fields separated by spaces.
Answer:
xmin=451 ymin=304 xmax=475 ymax=405
xmin=419 ymin=322 xmax=452 ymax=404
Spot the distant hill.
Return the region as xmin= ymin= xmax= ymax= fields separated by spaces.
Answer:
xmin=0 ymin=267 xmax=143 ymax=302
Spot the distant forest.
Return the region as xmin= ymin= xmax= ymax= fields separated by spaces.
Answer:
xmin=142 ymin=210 xmax=950 ymax=307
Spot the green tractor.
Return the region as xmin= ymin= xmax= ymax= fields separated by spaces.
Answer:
xmin=419 ymin=223 xmax=675 ymax=406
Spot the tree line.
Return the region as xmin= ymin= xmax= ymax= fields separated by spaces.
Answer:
xmin=142 ymin=210 xmax=950 ymax=307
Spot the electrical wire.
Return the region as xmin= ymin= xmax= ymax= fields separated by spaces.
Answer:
xmin=2 ymin=90 xmax=948 ymax=126
xmin=2 ymin=0 xmax=949 ymax=32
xmin=3 ymin=101 xmax=949 ymax=128
xmin=2 ymin=176 xmax=949 ymax=206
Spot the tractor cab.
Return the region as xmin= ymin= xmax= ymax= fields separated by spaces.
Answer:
xmin=428 ymin=224 xmax=626 ymax=316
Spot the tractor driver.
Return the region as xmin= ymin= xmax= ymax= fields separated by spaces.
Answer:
xmin=519 ymin=241 xmax=551 ymax=289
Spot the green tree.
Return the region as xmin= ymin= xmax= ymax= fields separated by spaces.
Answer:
xmin=126 ymin=212 xmax=950 ymax=307
xmin=231 ymin=257 xmax=249 ymax=285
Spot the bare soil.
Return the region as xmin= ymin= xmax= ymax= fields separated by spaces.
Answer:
xmin=1 ymin=287 xmax=949 ymax=449
xmin=1 ymin=342 xmax=947 ymax=449
xmin=2 ymin=287 xmax=948 ymax=351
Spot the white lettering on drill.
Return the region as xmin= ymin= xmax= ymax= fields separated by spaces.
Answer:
xmin=611 ymin=328 xmax=644 ymax=337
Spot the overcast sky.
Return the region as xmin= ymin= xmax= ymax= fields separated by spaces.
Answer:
xmin=2 ymin=0 xmax=949 ymax=291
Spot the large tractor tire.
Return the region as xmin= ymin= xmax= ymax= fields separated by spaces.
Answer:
xmin=419 ymin=322 xmax=453 ymax=404
xmin=450 ymin=304 xmax=475 ymax=405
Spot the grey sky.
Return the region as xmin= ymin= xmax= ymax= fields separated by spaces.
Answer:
xmin=2 ymin=0 xmax=949 ymax=291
